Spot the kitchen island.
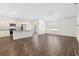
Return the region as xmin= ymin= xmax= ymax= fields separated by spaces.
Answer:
xmin=13 ymin=30 xmax=32 ymax=40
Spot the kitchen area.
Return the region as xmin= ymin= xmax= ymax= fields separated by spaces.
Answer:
xmin=0 ymin=17 xmax=35 ymax=40
xmin=0 ymin=16 xmax=46 ymax=40
xmin=10 ymin=19 xmax=33 ymax=40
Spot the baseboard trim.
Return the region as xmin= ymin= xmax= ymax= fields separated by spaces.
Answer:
xmin=45 ymin=33 xmax=76 ymax=38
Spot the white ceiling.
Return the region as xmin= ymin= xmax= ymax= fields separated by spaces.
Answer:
xmin=0 ymin=3 xmax=78 ymax=20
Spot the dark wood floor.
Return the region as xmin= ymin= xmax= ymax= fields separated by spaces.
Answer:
xmin=0 ymin=33 xmax=79 ymax=56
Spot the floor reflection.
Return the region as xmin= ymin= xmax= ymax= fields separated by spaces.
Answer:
xmin=47 ymin=35 xmax=62 ymax=55
xmin=32 ymin=32 xmax=40 ymax=55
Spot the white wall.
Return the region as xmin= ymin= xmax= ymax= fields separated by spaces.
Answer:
xmin=46 ymin=19 xmax=59 ymax=34
xmin=76 ymin=13 xmax=79 ymax=42
xmin=46 ymin=16 xmax=76 ymax=37
xmin=58 ymin=17 xmax=76 ymax=37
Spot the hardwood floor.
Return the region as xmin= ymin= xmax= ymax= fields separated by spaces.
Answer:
xmin=0 ymin=33 xmax=79 ymax=56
